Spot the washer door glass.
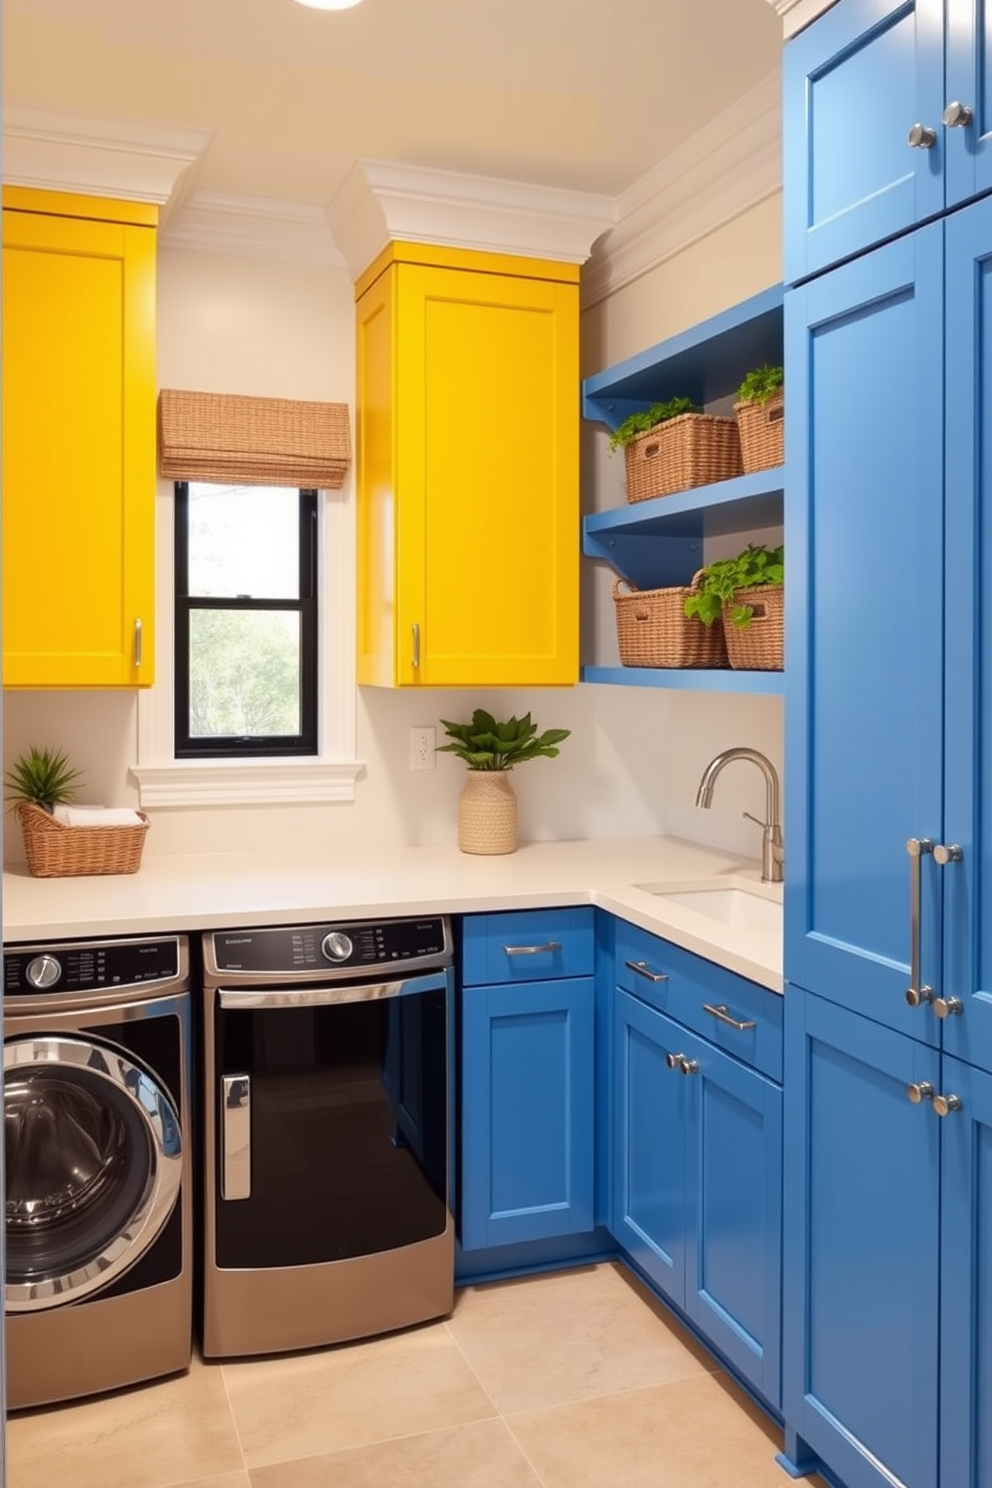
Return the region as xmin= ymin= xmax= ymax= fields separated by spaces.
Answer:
xmin=4 ymin=1036 xmax=183 ymax=1312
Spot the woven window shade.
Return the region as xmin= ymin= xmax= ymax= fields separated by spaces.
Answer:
xmin=158 ymin=389 xmax=351 ymax=489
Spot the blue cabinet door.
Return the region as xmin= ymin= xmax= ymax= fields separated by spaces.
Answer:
xmin=784 ymin=0 xmax=945 ymax=285
xmin=612 ymin=991 xmax=688 ymax=1306
xmin=683 ymin=1025 xmax=782 ymax=1409
xmin=939 ymin=1054 xmax=992 ymax=1488
xmin=783 ymin=991 xmax=941 ymax=1488
xmin=460 ymin=976 xmax=595 ymax=1251
xmin=945 ymin=0 xmax=992 ymax=208
xmin=784 ymin=226 xmax=945 ymax=1040
xmin=940 ymin=194 xmax=992 ymax=1072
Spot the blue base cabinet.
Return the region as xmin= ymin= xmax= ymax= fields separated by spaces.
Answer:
xmin=784 ymin=993 xmax=992 ymax=1488
xmin=459 ymin=909 xmax=596 ymax=1252
xmin=611 ymin=926 xmax=783 ymax=1408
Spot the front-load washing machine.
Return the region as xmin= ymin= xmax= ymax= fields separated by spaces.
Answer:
xmin=3 ymin=934 xmax=193 ymax=1409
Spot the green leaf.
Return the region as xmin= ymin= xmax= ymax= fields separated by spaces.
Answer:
xmin=607 ymin=396 xmax=700 ymax=452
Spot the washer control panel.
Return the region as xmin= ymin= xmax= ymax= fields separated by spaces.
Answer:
xmin=206 ymin=916 xmax=452 ymax=982
xmin=4 ymin=937 xmax=183 ymax=997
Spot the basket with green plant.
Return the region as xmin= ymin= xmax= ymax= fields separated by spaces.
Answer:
xmin=733 ymin=364 xmax=784 ymax=474
xmin=4 ymin=744 xmax=149 ymax=877
xmin=608 ymin=395 xmax=742 ymax=504
xmin=683 ymin=543 xmax=784 ymax=671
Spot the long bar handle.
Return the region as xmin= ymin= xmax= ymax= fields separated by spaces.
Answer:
xmin=703 ymin=1001 xmax=757 ymax=1032
xmin=221 ymin=1075 xmax=251 ymax=1200
xmin=624 ymin=959 xmax=670 ymax=984
xmin=412 ymin=623 xmax=421 ymax=668
xmin=503 ymin=941 xmax=562 ymax=956
xmin=134 ymin=618 xmax=143 ymax=669
xmin=906 ymin=838 xmax=934 ymax=1008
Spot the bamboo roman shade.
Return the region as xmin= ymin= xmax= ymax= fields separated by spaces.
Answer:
xmin=158 ymin=389 xmax=351 ymax=488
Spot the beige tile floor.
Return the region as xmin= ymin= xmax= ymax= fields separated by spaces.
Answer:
xmin=7 ymin=1262 xmax=824 ymax=1488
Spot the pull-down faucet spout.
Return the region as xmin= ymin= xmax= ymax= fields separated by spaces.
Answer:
xmin=695 ymin=747 xmax=784 ymax=884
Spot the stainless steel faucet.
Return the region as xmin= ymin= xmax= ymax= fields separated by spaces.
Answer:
xmin=695 ymin=747 xmax=784 ymax=884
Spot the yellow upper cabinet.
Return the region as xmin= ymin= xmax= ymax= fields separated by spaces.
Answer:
xmin=2 ymin=188 xmax=157 ymax=688
xmin=355 ymin=242 xmax=580 ymax=688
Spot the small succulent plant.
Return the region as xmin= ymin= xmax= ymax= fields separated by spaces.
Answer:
xmin=4 ymin=745 xmax=84 ymax=812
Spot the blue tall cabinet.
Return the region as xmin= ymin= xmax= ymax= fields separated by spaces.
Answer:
xmin=783 ymin=4 xmax=992 ymax=1487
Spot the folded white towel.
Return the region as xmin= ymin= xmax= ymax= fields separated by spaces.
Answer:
xmin=51 ymin=805 xmax=144 ymax=828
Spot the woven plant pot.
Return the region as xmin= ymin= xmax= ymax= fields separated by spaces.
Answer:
xmin=722 ymin=584 xmax=784 ymax=671
xmin=623 ymin=413 xmax=742 ymax=504
xmin=734 ymin=391 xmax=785 ymax=474
xmin=458 ymin=772 xmax=517 ymax=855
xmin=17 ymin=802 xmax=150 ymax=877
xmin=613 ymin=575 xmax=728 ymax=669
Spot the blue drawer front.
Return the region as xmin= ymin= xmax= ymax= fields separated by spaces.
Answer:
xmin=461 ymin=907 xmax=595 ymax=985
xmin=615 ymin=920 xmax=783 ymax=1083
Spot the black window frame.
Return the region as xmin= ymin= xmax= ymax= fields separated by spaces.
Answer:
xmin=173 ymin=481 xmax=318 ymax=759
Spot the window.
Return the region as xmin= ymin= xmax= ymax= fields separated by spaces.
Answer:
xmin=173 ymin=481 xmax=318 ymax=758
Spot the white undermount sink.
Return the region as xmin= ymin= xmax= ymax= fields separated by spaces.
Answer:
xmin=635 ymin=883 xmax=782 ymax=938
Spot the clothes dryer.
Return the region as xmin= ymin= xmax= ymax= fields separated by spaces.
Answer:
xmin=3 ymin=934 xmax=193 ymax=1409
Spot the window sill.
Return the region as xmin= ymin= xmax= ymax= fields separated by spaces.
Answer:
xmin=129 ymin=759 xmax=365 ymax=808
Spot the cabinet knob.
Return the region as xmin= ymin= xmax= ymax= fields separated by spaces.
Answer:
xmin=905 ymin=986 xmax=934 ymax=1008
xmin=908 ymin=122 xmax=937 ymax=149
xmin=678 ymin=1056 xmax=699 ymax=1076
xmin=665 ymin=1051 xmax=684 ymax=1071
xmin=907 ymin=1081 xmax=934 ymax=1105
xmin=933 ymin=995 xmax=964 ymax=1019
xmin=942 ymin=101 xmax=974 ymax=128
xmin=933 ymin=843 xmax=963 ymax=865
xmin=933 ymin=1092 xmax=963 ymax=1117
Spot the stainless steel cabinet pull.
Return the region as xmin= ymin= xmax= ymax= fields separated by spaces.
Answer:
xmin=905 ymin=838 xmax=934 ymax=1008
xmin=907 ymin=1082 xmax=934 ymax=1105
xmin=942 ymin=101 xmax=973 ymax=128
xmin=503 ymin=942 xmax=562 ymax=956
xmin=934 ymin=843 xmax=963 ymax=866
xmin=908 ymin=122 xmax=937 ymax=148
xmin=411 ymin=623 xmax=421 ymax=668
xmin=134 ymin=618 xmax=143 ymax=668
xmin=679 ymin=1056 xmax=699 ymax=1075
xmin=624 ymin=959 xmax=669 ymax=984
xmin=702 ymin=1002 xmax=757 ymax=1032
xmin=933 ymin=1093 xmax=963 ymax=1117
xmin=933 ymin=996 xmax=964 ymax=1019
xmin=221 ymin=1075 xmax=251 ymax=1200
xmin=665 ymin=1051 xmax=685 ymax=1071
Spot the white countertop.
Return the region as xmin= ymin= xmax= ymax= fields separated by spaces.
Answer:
xmin=1 ymin=835 xmax=784 ymax=992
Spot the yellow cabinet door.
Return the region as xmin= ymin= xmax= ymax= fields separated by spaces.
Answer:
xmin=356 ymin=244 xmax=579 ymax=688
xmin=2 ymin=190 xmax=157 ymax=688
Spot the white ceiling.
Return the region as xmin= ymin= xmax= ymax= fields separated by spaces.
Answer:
xmin=3 ymin=0 xmax=782 ymax=220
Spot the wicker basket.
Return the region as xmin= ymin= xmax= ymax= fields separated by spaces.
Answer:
xmin=624 ymin=413 xmax=743 ymax=504
xmin=722 ymin=584 xmax=784 ymax=671
xmin=734 ymin=391 xmax=784 ymax=474
xmin=18 ymin=802 xmax=150 ymax=878
xmin=613 ymin=576 xmax=729 ymax=669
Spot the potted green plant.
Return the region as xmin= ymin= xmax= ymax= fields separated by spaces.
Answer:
xmin=684 ymin=543 xmax=784 ymax=671
xmin=4 ymin=744 xmax=84 ymax=813
xmin=437 ymin=709 xmax=570 ymax=855
xmin=607 ymin=394 xmax=743 ymax=504
xmin=734 ymin=363 xmax=785 ymax=474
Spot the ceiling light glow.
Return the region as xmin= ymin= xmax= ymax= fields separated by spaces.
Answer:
xmin=293 ymin=0 xmax=364 ymax=9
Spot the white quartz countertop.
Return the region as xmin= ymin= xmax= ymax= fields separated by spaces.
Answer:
xmin=2 ymin=835 xmax=784 ymax=992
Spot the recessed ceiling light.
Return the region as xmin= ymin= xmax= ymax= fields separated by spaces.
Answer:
xmin=293 ymin=0 xmax=364 ymax=9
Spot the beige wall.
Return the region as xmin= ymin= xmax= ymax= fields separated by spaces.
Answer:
xmin=3 ymin=192 xmax=785 ymax=867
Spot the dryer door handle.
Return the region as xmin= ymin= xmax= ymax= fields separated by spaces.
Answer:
xmin=221 ymin=1075 xmax=251 ymax=1201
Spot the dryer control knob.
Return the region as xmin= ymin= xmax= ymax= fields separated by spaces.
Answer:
xmin=25 ymin=954 xmax=62 ymax=990
xmin=321 ymin=931 xmax=353 ymax=963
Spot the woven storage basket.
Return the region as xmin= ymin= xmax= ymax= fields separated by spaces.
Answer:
xmin=624 ymin=413 xmax=743 ymax=504
xmin=18 ymin=802 xmax=150 ymax=878
xmin=734 ymin=391 xmax=784 ymax=474
xmin=722 ymin=584 xmax=784 ymax=671
xmin=613 ymin=576 xmax=729 ymax=669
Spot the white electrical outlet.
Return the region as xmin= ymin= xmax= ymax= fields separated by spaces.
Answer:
xmin=409 ymin=725 xmax=435 ymax=770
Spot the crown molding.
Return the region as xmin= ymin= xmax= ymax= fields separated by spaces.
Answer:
xmin=160 ymin=192 xmax=346 ymax=267
xmin=326 ymin=158 xmax=616 ymax=281
xmin=766 ymin=0 xmax=838 ymax=36
xmin=2 ymin=104 xmax=212 ymax=206
xmin=580 ymin=71 xmax=782 ymax=310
